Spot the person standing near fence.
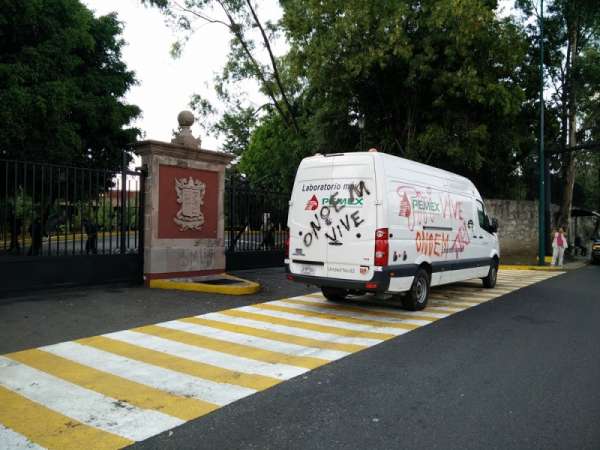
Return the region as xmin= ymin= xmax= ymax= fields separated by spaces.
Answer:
xmin=83 ymin=219 xmax=98 ymax=254
xmin=28 ymin=217 xmax=43 ymax=256
xmin=551 ymin=227 xmax=568 ymax=267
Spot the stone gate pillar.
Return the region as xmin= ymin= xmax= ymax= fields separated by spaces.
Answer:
xmin=134 ymin=111 xmax=234 ymax=282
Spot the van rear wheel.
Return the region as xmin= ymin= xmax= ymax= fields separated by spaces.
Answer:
xmin=321 ymin=287 xmax=348 ymax=302
xmin=402 ymin=269 xmax=430 ymax=311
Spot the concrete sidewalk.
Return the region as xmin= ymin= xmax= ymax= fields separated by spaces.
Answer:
xmin=1 ymin=262 xmax=587 ymax=355
xmin=501 ymin=259 xmax=588 ymax=271
xmin=0 ymin=267 xmax=313 ymax=355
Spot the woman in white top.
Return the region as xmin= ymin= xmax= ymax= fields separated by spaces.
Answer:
xmin=551 ymin=227 xmax=568 ymax=267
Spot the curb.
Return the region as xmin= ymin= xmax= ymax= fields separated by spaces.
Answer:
xmin=149 ymin=274 xmax=260 ymax=295
xmin=500 ymin=264 xmax=565 ymax=272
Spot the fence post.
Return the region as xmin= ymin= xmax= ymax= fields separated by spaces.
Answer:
xmin=120 ymin=150 xmax=127 ymax=254
xmin=227 ymin=173 xmax=234 ymax=253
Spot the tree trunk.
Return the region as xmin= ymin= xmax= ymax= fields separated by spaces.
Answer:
xmin=558 ymin=22 xmax=579 ymax=230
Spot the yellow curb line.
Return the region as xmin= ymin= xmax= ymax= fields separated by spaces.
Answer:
xmin=499 ymin=264 xmax=563 ymax=271
xmin=149 ymin=274 xmax=260 ymax=295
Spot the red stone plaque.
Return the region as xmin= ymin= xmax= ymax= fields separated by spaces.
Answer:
xmin=158 ymin=165 xmax=218 ymax=239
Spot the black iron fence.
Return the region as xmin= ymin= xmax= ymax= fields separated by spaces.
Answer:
xmin=0 ymin=159 xmax=144 ymax=293
xmin=225 ymin=176 xmax=289 ymax=270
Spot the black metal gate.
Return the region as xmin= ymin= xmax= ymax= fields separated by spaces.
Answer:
xmin=225 ymin=177 xmax=289 ymax=270
xmin=0 ymin=159 xmax=144 ymax=295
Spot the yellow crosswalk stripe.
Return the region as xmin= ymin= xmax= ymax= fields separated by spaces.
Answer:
xmin=283 ymin=298 xmax=438 ymax=322
xmin=429 ymin=299 xmax=476 ymax=308
xmin=0 ymin=385 xmax=132 ymax=450
xmin=307 ymin=292 xmax=482 ymax=313
xmin=252 ymin=303 xmax=419 ymax=331
xmin=430 ymin=290 xmax=490 ymax=302
xmin=427 ymin=303 xmax=466 ymax=313
xmin=179 ymin=317 xmax=365 ymax=353
xmin=434 ymin=287 xmax=501 ymax=295
xmin=134 ymin=325 xmax=329 ymax=370
xmin=439 ymin=288 xmax=510 ymax=296
xmin=8 ymin=349 xmax=217 ymax=421
xmin=429 ymin=297 xmax=484 ymax=306
xmin=305 ymin=293 xmax=327 ymax=299
xmin=220 ymin=309 xmax=395 ymax=340
xmin=433 ymin=291 xmax=492 ymax=298
xmin=500 ymin=282 xmax=538 ymax=288
xmin=499 ymin=275 xmax=553 ymax=282
xmin=77 ymin=336 xmax=279 ymax=391
xmin=480 ymin=287 xmax=514 ymax=293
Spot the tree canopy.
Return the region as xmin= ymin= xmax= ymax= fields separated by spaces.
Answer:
xmin=148 ymin=0 xmax=600 ymax=216
xmin=514 ymin=0 xmax=600 ymax=224
xmin=239 ymin=0 xmax=533 ymax=198
xmin=0 ymin=0 xmax=140 ymax=169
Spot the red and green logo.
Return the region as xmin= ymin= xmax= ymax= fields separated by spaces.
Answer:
xmin=305 ymin=195 xmax=319 ymax=211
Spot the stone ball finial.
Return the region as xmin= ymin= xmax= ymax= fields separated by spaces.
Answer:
xmin=172 ymin=110 xmax=201 ymax=148
xmin=177 ymin=110 xmax=195 ymax=127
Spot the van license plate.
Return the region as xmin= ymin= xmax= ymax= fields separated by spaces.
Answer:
xmin=300 ymin=265 xmax=316 ymax=275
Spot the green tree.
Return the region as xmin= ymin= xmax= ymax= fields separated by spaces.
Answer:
xmin=146 ymin=0 xmax=555 ymax=202
xmin=517 ymin=0 xmax=600 ymax=226
xmin=0 ymin=0 xmax=141 ymax=169
xmin=143 ymin=0 xmax=300 ymax=144
xmin=238 ymin=109 xmax=313 ymax=188
xmin=241 ymin=0 xmax=532 ymax=197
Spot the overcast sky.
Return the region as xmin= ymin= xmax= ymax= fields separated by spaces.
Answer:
xmin=83 ymin=0 xmax=517 ymax=152
xmin=82 ymin=0 xmax=282 ymax=151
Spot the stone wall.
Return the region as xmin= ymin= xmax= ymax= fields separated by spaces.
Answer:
xmin=485 ymin=199 xmax=540 ymax=263
xmin=486 ymin=199 xmax=599 ymax=262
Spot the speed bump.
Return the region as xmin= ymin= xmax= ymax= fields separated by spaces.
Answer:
xmin=149 ymin=273 xmax=260 ymax=295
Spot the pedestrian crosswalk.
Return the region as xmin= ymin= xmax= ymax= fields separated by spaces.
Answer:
xmin=0 ymin=269 xmax=563 ymax=449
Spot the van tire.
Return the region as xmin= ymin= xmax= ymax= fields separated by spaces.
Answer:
xmin=402 ymin=269 xmax=430 ymax=311
xmin=482 ymin=260 xmax=498 ymax=288
xmin=321 ymin=287 xmax=348 ymax=302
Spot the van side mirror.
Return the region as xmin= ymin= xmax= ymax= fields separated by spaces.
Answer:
xmin=489 ymin=217 xmax=499 ymax=233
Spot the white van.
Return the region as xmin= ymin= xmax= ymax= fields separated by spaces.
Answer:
xmin=285 ymin=151 xmax=500 ymax=310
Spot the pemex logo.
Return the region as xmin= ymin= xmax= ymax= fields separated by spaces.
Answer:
xmin=399 ymin=192 xmax=411 ymax=217
xmin=305 ymin=194 xmax=319 ymax=211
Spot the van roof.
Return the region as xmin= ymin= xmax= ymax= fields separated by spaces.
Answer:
xmin=306 ymin=152 xmax=477 ymax=192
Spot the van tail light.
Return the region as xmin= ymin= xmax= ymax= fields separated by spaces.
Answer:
xmin=285 ymin=235 xmax=290 ymax=258
xmin=374 ymin=228 xmax=389 ymax=267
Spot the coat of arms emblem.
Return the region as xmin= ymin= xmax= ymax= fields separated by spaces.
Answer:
xmin=174 ymin=176 xmax=206 ymax=231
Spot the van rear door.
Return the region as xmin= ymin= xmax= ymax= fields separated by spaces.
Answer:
xmin=288 ymin=157 xmax=334 ymax=278
xmin=288 ymin=154 xmax=378 ymax=282
xmin=324 ymin=155 xmax=377 ymax=281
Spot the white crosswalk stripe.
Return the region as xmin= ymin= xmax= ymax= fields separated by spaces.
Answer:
xmin=237 ymin=305 xmax=410 ymax=335
xmin=201 ymin=311 xmax=384 ymax=346
xmin=0 ymin=425 xmax=44 ymax=450
xmin=298 ymin=295 xmax=451 ymax=319
xmin=0 ymin=357 xmax=183 ymax=442
xmin=41 ymin=341 xmax=256 ymax=405
xmin=104 ymin=330 xmax=309 ymax=380
xmin=272 ymin=299 xmax=434 ymax=326
xmin=157 ymin=320 xmax=349 ymax=361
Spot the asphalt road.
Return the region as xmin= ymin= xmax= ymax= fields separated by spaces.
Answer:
xmin=125 ymin=265 xmax=600 ymax=450
xmin=0 ymin=268 xmax=314 ymax=354
xmin=0 ymin=233 xmax=280 ymax=257
xmin=1 ymin=266 xmax=598 ymax=449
